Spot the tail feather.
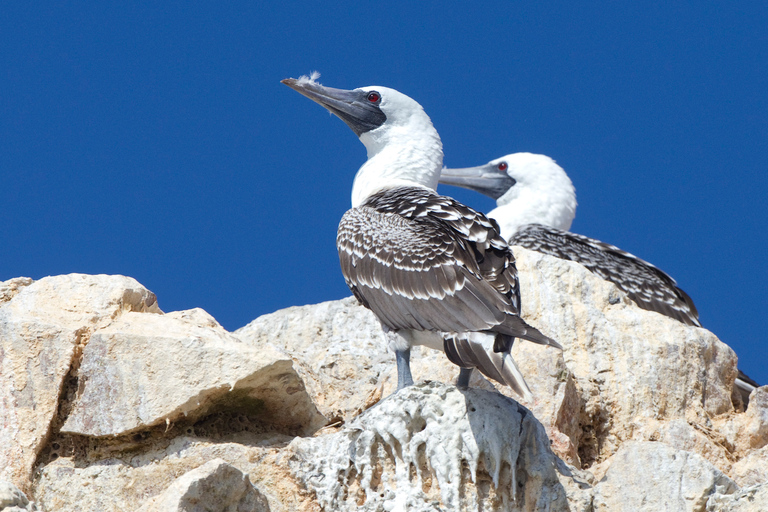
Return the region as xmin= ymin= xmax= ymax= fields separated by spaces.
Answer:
xmin=496 ymin=315 xmax=562 ymax=349
xmin=444 ymin=333 xmax=533 ymax=401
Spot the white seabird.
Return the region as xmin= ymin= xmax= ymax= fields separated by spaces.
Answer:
xmin=439 ymin=152 xmax=760 ymax=401
xmin=282 ymin=77 xmax=561 ymax=399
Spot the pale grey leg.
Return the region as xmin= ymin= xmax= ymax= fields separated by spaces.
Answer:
xmin=457 ymin=367 xmax=473 ymax=389
xmin=395 ymin=348 xmax=414 ymax=390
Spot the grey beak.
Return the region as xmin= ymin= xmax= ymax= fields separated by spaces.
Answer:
xmin=439 ymin=165 xmax=516 ymax=200
xmin=281 ymin=78 xmax=386 ymax=136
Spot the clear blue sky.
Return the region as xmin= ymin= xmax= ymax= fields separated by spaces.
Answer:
xmin=2 ymin=3 xmax=766 ymax=384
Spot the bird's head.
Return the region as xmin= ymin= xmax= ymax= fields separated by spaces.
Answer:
xmin=440 ymin=153 xmax=577 ymax=236
xmin=282 ymin=73 xmax=443 ymax=206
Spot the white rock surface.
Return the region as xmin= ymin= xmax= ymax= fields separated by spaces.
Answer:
xmin=236 ymin=296 xmax=582 ymax=465
xmin=235 ymin=296 xmax=392 ymax=423
xmin=730 ymin=445 xmax=768 ymax=488
xmin=34 ymin=434 xmax=311 ymax=512
xmin=0 ymin=274 xmax=159 ymax=491
xmin=593 ymin=441 xmax=737 ymax=512
xmin=290 ymin=381 xmax=585 ymax=512
xmin=136 ymin=458 xmax=269 ymax=512
xmin=62 ymin=308 xmax=326 ymax=437
xmin=0 ymin=277 xmax=33 ymax=304
xmin=514 ymin=248 xmax=739 ymax=464
xmin=740 ymin=387 xmax=768 ymax=450
xmin=707 ymin=483 xmax=768 ymax=511
xmin=0 ymin=480 xmax=35 ymax=511
xmin=1 ymin=257 xmax=764 ymax=510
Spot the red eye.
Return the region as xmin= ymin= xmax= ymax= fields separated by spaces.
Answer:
xmin=367 ymin=92 xmax=380 ymax=103
xmin=497 ymin=162 xmax=508 ymax=171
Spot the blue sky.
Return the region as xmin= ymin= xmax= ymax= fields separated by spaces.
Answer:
xmin=2 ymin=3 xmax=766 ymax=384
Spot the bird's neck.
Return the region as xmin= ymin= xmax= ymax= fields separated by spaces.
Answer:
xmin=490 ymin=185 xmax=576 ymax=240
xmin=351 ymin=123 xmax=443 ymax=207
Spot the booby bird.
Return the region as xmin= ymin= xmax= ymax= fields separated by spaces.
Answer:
xmin=439 ymin=152 xmax=760 ymax=402
xmin=282 ymin=76 xmax=560 ymax=399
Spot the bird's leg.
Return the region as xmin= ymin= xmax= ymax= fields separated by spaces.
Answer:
xmin=457 ymin=367 xmax=473 ymax=389
xmin=395 ymin=348 xmax=414 ymax=390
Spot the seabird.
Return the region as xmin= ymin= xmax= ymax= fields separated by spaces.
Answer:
xmin=282 ymin=76 xmax=561 ymax=399
xmin=439 ymin=152 xmax=760 ymax=402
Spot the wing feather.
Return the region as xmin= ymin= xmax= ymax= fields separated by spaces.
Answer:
xmin=511 ymin=224 xmax=700 ymax=326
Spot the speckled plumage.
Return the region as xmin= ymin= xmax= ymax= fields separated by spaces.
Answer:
xmin=511 ymin=223 xmax=700 ymax=326
xmin=337 ymin=187 xmax=558 ymax=396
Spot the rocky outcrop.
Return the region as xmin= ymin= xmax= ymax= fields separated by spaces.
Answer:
xmin=61 ymin=308 xmax=325 ymax=438
xmin=1 ymin=245 xmax=766 ymax=510
xmin=135 ymin=459 xmax=270 ymax=512
xmin=0 ymin=274 xmax=159 ymax=490
xmin=289 ymin=382 xmax=590 ymax=512
xmin=0 ymin=480 xmax=36 ymax=511
xmin=592 ymin=441 xmax=737 ymax=511
xmin=707 ymin=484 xmax=768 ymax=511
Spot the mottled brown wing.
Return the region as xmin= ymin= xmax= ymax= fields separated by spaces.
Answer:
xmin=337 ymin=204 xmax=512 ymax=333
xmin=337 ymin=187 xmax=557 ymax=348
xmin=511 ymin=223 xmax=700 ymax=326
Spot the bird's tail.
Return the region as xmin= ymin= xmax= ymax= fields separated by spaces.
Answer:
xmin=444 ymin=332 xmax=533 ymax=401
xmin=496 ymin=315 xmax=562 ymax=349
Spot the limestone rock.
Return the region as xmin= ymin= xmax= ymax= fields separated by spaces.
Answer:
xmin=0 ymin=274 xmax=159 ymax=491
xmin=236 ymin=296 xmax=391 ymax=423
xmin=62 ymin=309 xmax=326 ymax=437
xmin=592 ymin=441 xmax=737 ymax=512
xmin=237 ymin=297 xmax=582 ymax=465
xmin=136 ymin=459 xmax=269 ymax=512
xmin=289 ymin=381 xmax=586 ymax=512
xmin=1 ymin=273 xmax=160 ymax=328
xmin=34 ymin=435 xmax=312 ymax=512
xmin=707 ymin=483 xmax=768 ymax=511
xmin=741 ymin=387 xmax=768 ymax=450
xmin=0 ymin=277 xmax=33 ymax=304
xmin=0 ymin=480 xmax=35 ymax=511
xmin=514 ymin=248 xmax=739 ymax=464
xmin=1 ymin=260 xmax=763 ymax=510
xmin=731 ymin=445 xmax=768 ymax=487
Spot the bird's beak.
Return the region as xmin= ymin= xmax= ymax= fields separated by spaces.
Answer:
xmin=439 ymin=165 xmax=516 ymax=200
xmin=281 ymin=78 xmax=386 ymax=136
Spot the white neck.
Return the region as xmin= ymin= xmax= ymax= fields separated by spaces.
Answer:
xmin=488 ymin=154 xmax=577 ymax=240
xmin=350 ymin=92 xmax=443 ymax=207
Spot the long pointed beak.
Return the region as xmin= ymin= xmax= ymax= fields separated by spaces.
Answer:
xmin=439 ymin=165 xmax=516 ymax=200
xmin=281 ymin=78 xmax=386 ymax=136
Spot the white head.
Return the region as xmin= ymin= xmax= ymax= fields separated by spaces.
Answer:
xmin=440 ymin=153 xmax=577 ymax=239
xmin=282 ymin=74 xmax=443 ymax=207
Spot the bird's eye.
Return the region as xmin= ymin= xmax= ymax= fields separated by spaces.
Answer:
xmin=367 ymin=91 xmax=381 ymax=103
xmin=497 ymin=162 xmax=508 ymax=171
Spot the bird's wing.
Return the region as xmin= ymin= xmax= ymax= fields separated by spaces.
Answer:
xmin=362 ymin=187 xmax=521 ymax=305
xmin=337 ymin=187 xmax=556 ymax=347
xmin=511 ymin=224 xmax=700 ymax=326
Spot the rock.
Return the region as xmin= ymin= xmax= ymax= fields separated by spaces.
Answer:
xmin=731 ymin=445 xmax=768 ymax=487
xmin=592 ymin=441 xmax=737 ymax=512
xmin=741 ymin=387 xmax=768 ymax=450
xmin=235 ymin=296 xmax=392 ymax=424
xmin=654 ymin=419 xmax=735 ymax=476
xmin=0 ymin=274 xmax=159 ymax=491
xmin=0 ymin=480 xmax=35 ymax=511
xmin=0 ymin=277 xmax=33 ymax=304
xmin=34 ymin=435 xmax=311 ymax=512
xmin=62 ymin=308 xmax=326 ymax=437
xmin=237 ymin=296 xmax=582 ymax=466
xmin=1 ymin=261 xmax=764 ymax=509
xmin=707 ymin=483 xmax=768 ymax=511
xmin=514 ymin=248 xmax=739 ymax=464
xmin=136 ymin=459 xmax=269 ymax=512
xmin=289 ymin=381 xmax=586 ymax=511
